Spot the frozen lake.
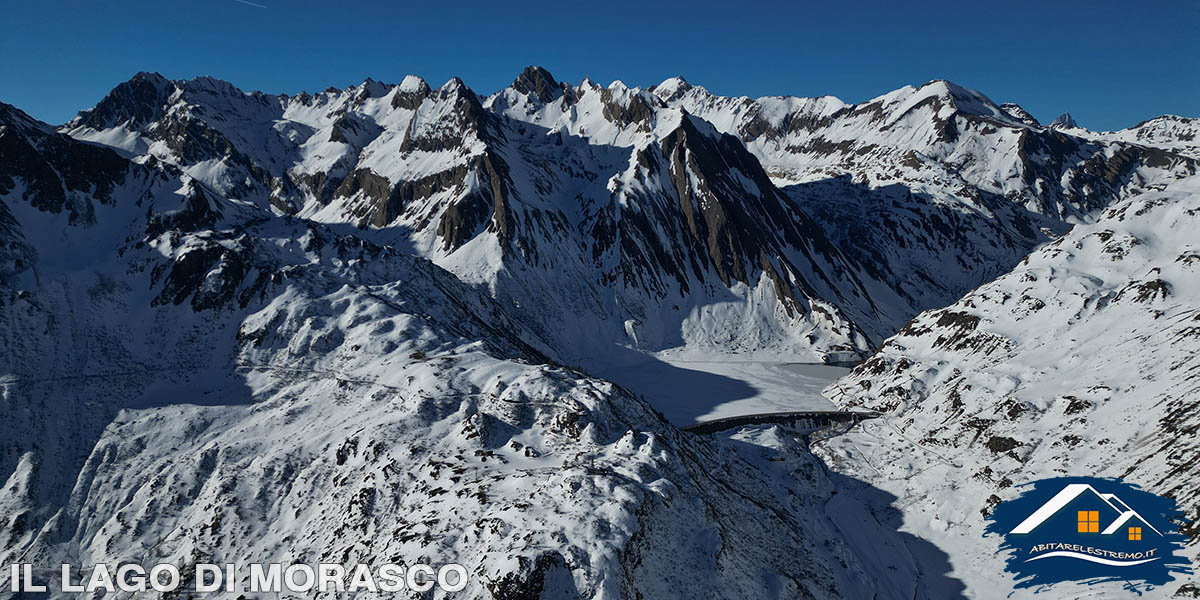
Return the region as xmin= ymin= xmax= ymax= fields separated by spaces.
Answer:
xmin=594 ymin=356 xmax=850 ymax=425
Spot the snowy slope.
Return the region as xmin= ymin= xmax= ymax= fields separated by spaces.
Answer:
xmin=816 ymin=177 xmax=1200 ymax=598
xmin=1080 ymin=115 xmax=1200 ymax=160
xmin=3 ymin=98 xmax=956 ymax=599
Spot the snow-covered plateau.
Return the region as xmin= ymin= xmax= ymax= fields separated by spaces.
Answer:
xmin=1 ymin=67 xmax=1198 ymax=598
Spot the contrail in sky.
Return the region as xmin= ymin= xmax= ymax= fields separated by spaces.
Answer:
xmin=232 ymin=0 xmax=267 ymax=7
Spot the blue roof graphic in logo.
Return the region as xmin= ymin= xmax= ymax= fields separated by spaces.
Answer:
xmin=985 ymin=477 xmax=1192 ymax=593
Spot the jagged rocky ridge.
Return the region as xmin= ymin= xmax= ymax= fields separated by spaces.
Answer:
xmin=0 ymin=109 xmax=956 ymax=599
xmin=816 ymin=178 xmax=1200 ymax=598
xmin=59 ymin=68 xmax=1198 ymax=363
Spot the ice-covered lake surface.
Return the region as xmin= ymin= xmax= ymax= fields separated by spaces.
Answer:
xmin=593 ymin=352 xmax=851 ymax=425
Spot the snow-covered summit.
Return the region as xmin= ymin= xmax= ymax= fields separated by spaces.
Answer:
xmin=398 ymin=73 xmax=429 ymax=93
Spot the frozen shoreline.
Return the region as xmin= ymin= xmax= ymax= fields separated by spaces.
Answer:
xmin=593 ymin=355 xmax=849 ymax=425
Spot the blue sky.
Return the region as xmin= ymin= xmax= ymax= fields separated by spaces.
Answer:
xmin=1 ymin=0 xmax=1196 ymax=130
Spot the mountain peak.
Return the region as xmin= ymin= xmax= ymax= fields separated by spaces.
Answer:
xmin=1050 ymin=112 xmax=1079 ymax=129
xmin=659 ymin=75 xmax=690 ymax=88
xmin=511 ymin=66 xmax=561 ymax=103
xmin=917 ymin=79 xmax=992 ymax=106
xmin=130 ymin=71 xmax=171 ymax=88
xmin=399 ymin=74 xmax=429 ymax=94
xmin=886 ymin=79 xmax=1023 ymax=126
xmin=920 ymin=79 xmax=965 ymax=95
xmin=439 ymin=76 xmax=471 ymax=94
xmin=608 ymin=80 xmax=631 ymax=93
xmin=69 ymin=71 xmax=177 ymax=130
xmin=0 ymin=101 xmax=50 ymax=134
xmin=652 ymin=76 xmax=693 ymax=102
xmin=356 ymin=77 xmax=390 ymax=99
xmin=435 ymin=77 xmax=483 ymax=106
xmin=391 ymin=75 xmax=432 ymax=110
xmin=183 ymin=75 xmax=244 ymax=97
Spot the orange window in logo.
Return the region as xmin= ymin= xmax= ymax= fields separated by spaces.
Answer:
xmin=1077 ymin=511 xmax=1099 ymax=533
xmin=1129 ymin=526 xmax=1142 ymax=540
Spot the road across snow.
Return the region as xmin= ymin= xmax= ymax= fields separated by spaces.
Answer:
xmin=592 ymin=354 xmax=849 ymax=425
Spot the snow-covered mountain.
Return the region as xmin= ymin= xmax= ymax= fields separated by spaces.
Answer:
xmin=816 ymin=177 xmax=1200 ymax=598
xmin=59 ymin=70 xmax=887 ymax=364
xmin=1 ymin=103 xmax=958 ymax=598
xmin=4 ymin=67 xmax=1199 ymax=599
xmin=1081 ymin=115 xmax=1200 ymax=160
xmin=656 ymin=78 xmax=1196 ymax=330
xmin=59 ymin=70 xmax=1197 ymax=364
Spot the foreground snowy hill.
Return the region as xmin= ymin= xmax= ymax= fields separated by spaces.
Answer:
xmin=817 ymin=178 xmax=1200 ymax=598
xmin=2 ymin=101 xmax=959 ymax=598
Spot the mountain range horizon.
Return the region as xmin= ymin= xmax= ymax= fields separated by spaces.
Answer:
xmin=26 ymin=66 xmax=1198 ymax=134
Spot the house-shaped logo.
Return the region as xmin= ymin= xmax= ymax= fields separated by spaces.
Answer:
xmin=984 ymin=477 xmax=1191 ymax=592
xmin=1009 ymin=483 xmax=1163 ymax=553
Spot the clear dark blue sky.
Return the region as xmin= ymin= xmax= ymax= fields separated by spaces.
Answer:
xmin=1 ymin=0 xmax=1196 ymax=130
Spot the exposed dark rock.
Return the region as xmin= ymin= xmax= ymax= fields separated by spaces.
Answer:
xmin=600 ymin=89 xmax=656 ymax=130
xmin=334 ymin=168 xmax=393 ymax=208
xmin=0 ymin=102 xmax=130 ymax=224
xmin=391 ymin=77 xmax=432 ymax=110
xmin=985 ymin=436 xmax=1021 ymax=454
xmin=486 ymin=552 xmax=572 ymax=600
xmin=436 ymin=151 xmax=513 ymax=249
xmin=658 ymin=115 xmax=839 ymax=298
xmin=1118 ymin=278 xmax=1172 ymax=303
xmin=71 ymin=71 xmax=173 ymax=130
xmin=401 ymin=80 xmax=496 ymax=153
xmin=511 ymin=66 xmax=563 ymax=104
xmin=147 ymin=182 xmax=222 ymax=237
